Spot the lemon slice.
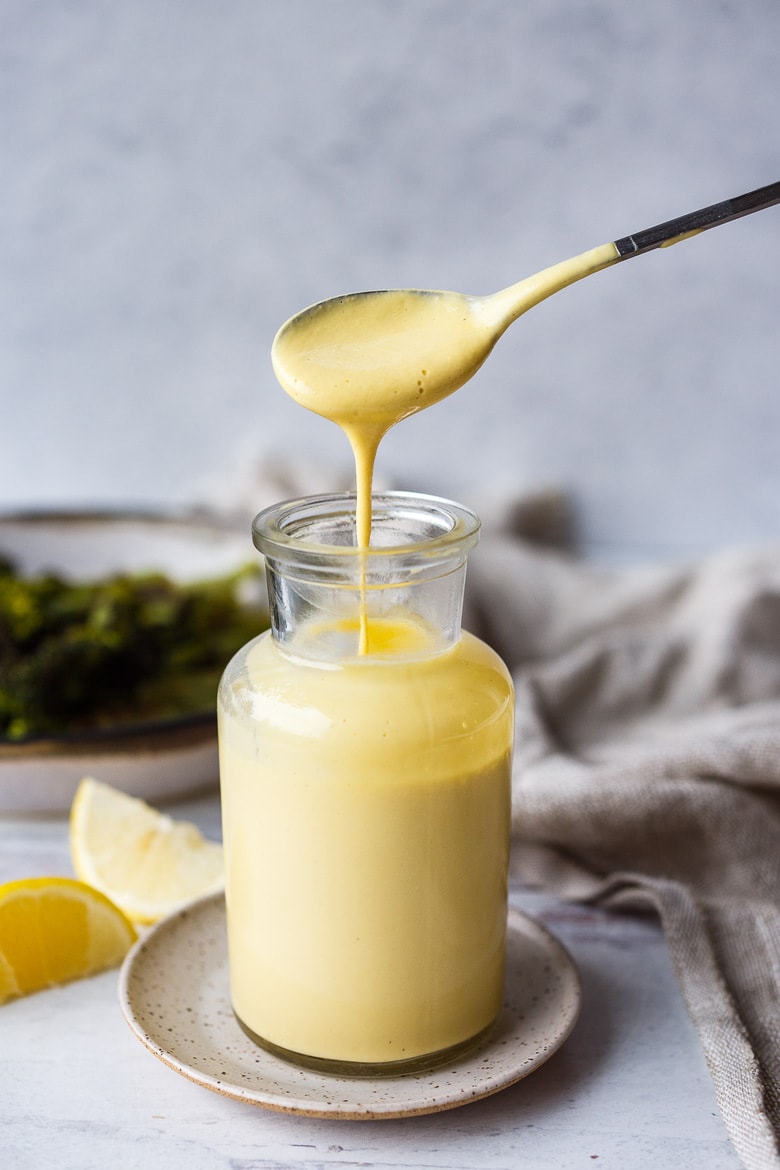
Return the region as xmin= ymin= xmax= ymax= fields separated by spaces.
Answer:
xmin=0 ymin=876 xmax=136 ymax=1004
xmin=70 ymin=777 xmax=224 ymax=925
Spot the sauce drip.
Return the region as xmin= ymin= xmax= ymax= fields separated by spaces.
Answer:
xmin=271 ymin=241 xmax=619 ymax=646
xmin=272 ymin=243 xmax=620 ymax=531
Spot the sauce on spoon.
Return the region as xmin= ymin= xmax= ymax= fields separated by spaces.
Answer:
xmin=272 ymin=242 xmax=619 ymax=550
xmin=273 ymin=179 xmax=780 ymax=533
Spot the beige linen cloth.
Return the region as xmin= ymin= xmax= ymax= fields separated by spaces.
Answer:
xmin=463 ymin=494 xmax=780 ymax=1170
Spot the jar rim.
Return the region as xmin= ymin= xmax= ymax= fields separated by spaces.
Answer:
xmin=252 ymin=491 xmax=480 ymax=562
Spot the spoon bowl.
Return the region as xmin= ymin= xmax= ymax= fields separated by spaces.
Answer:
xmin=272 ymin=286 xmax=512 ymax=427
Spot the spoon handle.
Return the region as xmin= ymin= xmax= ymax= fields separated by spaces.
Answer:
xmin=613 ymin=179 xmax=780 ymax=258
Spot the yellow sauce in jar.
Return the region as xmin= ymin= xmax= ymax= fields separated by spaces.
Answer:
xmin=219 ymin=618 xmax=513 ymax=1065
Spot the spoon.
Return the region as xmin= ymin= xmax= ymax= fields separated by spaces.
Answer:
xmin=272 ymin=179 xmax=780 ymax=431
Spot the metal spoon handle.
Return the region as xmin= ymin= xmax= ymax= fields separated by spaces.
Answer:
xmin=613 ymin=179 xmax=780 ymax=258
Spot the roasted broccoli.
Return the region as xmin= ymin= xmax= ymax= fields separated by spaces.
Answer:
xmin=0 ymin=560 xmax=267 ymax=740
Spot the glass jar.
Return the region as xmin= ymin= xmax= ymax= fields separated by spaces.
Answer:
xmin=217 ymin=491 xmax=514 ymax=1076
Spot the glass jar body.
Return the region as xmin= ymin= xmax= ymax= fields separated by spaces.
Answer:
xmin=217 ymin=493 xmax=514 ymax=1075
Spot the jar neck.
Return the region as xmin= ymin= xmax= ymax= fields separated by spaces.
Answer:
xmin=252 ymin=492 xmax=480 ymax=663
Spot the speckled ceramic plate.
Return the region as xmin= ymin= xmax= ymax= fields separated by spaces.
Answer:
xmin=118 ymin=895 xmax=581 ymax=1119
xmin=0 ymin=510 xmax=264 ymax=813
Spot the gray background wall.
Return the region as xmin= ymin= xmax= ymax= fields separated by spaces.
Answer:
xmin=2 ymin=0 xmax=779 ymax=559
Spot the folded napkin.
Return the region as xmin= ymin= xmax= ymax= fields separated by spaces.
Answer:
xmin=464 ymin=493 xmax=780 ymax=1170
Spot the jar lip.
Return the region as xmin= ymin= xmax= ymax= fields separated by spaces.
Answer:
xmin=252 ymin=490 xmax=480 ymax=561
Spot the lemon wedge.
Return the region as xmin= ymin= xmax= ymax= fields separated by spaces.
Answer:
xmin=0 ymin=876 xmax=136 ymax=1004
xmin=70 ymin=777 xmax=224 ymax=925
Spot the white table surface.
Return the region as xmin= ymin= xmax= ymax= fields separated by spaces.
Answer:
xmin=1 ymin=792 xmax=741 ymax=1170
